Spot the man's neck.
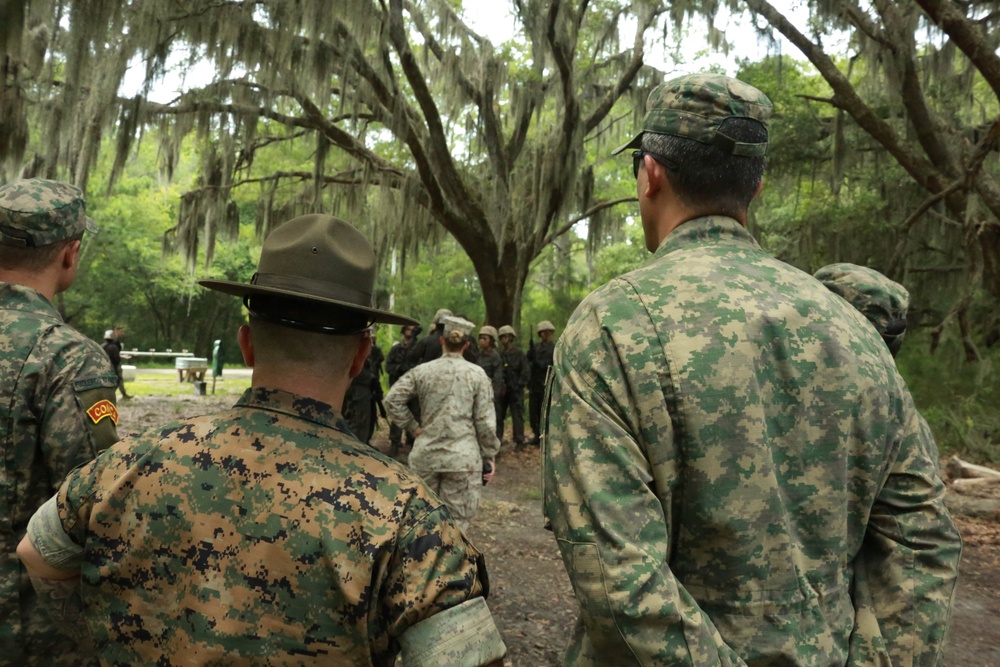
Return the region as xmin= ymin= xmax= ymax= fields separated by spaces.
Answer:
xmin=0 ymin=271 xmax=59 ymax=301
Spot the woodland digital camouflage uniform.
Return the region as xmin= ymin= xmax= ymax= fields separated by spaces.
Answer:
xmin=385 ymin=323 xmax=500 ymax=529
xmin=814 ymin=262 xmax=910 ymax=355
xmin=0 ymin=179 xmax=118 ymax=666
xmin=32 ymin=388 xmax=500 ymax=666
xmin=542 ymin=217 xmax=961 ymax=666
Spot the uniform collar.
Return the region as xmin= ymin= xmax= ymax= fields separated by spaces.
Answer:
xmin=653 ymin=215 xmax=761 ymax=258
xmin=0 ymin=282 xmax=61 ymax=320
xmin=235 ymin=386 xmax=353 ymax=435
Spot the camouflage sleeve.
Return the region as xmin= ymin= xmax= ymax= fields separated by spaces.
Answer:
xmin=384 ymin=370 xmax=419 ymax=433
xmin=856 ymin=401 xmax=961 ymax=667
xmin=542 ymin=288 xmax=745 ymax=666
xmin=38 ymin=335 xmax=120 ymax=492
xmin=472 ymin=372 xmax=501 ymax=462
xmin=382 ymin=505 xmax=491 ymax=636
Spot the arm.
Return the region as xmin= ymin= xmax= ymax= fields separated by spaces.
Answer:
xmin=39 ymin=339 xmax=120 ymax=487
xmin=473 ymin=374 xmax=501 ymax=462
xmin=384 ymin=371 xmax=419 ymax=434
xmin=17 ymin=495 xmax=91 ymax=646
xmin=857 ymin=406 xmax=961 ymax=667
xmin=542 ymin=296 xmax=744 ymax=665
xmin=384 ymin=504 xmax=506 ymax=666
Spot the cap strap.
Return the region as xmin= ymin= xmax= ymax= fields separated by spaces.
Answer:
xmin=712 ymin=132 xmax=768 ymax=157
xmin=0 ymin=225 xmax=34 ymax=247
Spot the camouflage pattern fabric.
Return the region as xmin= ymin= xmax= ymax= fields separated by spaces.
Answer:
xmin=542 ymin=216 xmax=961 ymax=666
xmin=475 ymin=348 xmax=504 ymax=399
xmin=40 ymin=387 xmax=499 ymax=666
xmin=814 ymin=263 xmax=910 ymax=354
xmin=0 ymin=179 xmax=98 ymax=247
xmin=0 ymin=283 xmax=118 ymax=666
xmin=385 ymin=353 xmax=500 ymax=474
xmin=613 ymin=73 xmax=772 ymax=157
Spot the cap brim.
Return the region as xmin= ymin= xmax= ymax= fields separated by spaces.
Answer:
xmin=198 ymin=279 xmax=418 ymax=327
xmin=611 ymin=132 xmax=643 ymax=156
xmin=84 ymin=216 xmax=99 ymax=234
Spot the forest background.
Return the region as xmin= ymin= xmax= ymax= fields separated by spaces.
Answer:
xmin=0 ymin=0 xmax=997 ymax=465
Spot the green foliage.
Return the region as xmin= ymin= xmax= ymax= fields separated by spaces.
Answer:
xmin=896 ymin=332 xmax=1000 ymax=465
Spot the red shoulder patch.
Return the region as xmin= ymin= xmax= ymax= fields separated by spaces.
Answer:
xmin=86 ymin=399 xmax=119 ymax=425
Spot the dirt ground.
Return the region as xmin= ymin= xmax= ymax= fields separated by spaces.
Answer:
xmin=118 ymin=396 xmax=1000 ymax=666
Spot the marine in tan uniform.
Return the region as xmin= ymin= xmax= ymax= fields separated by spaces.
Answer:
xmin=385 ymin=317 xmax=501 ymax=531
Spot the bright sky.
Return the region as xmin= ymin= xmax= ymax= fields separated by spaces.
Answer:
xmin=123 ymin=1 xmax=820 ymax=102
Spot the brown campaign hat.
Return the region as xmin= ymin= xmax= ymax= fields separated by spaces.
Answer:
xmin=199 ymin=214 xmax=417 ymax=327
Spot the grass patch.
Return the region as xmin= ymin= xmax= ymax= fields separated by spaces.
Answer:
xmin=125 ymin=370 xmax=251 ymax=397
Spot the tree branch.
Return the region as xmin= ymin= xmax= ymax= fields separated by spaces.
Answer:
xmin=543 ymin=197 xmax=635 ymax=245
xmin=914 ymin=0 xmax=1000 ymax=101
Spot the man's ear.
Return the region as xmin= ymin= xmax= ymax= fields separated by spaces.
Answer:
xmin=348 ymin=334 xmax=373 ymax=379
xmin=238 ymin=324 xmax=254 ymax=367
xmin=642 ymin=154 xmax=664 ymax=199
xmin=61 ymin=239 xmax=81 ymax=269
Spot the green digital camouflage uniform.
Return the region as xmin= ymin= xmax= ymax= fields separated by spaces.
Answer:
xmin=385 ymin=350 xmax=501 ymax=529
xmin=542 ymin=216 xmax=961 ymax=666
xmin=26 ymin=387 xmax=504 ymax=666
xmin=1 ymin=179 xmax=119 ymax=666
xmin=814 ymin=263 xmax=910 ymax=356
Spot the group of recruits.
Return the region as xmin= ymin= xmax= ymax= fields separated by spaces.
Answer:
xmin=2 ymin=70 xmax=959 ymax=667
xmin=339 ymin=314 xmax=554 ymax=453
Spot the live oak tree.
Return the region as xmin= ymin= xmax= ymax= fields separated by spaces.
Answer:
xmin=0 ymin=0 xmax=672 ymax=327
xmin=719 ymin=0 xmax=1000 ymax=359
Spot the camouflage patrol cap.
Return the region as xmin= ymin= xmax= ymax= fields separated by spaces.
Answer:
xmin=479 ymin=325 xmax=499 ymax=343
xmin=498 ymin=325 xmax=516 ymax=338
xmin=612 ymin=73 xmax=772 ymax=157
xmin=442 ymin=315 xmax=475 ymax=344
xmin=0 ymin=178 xmax=99 ymax=247
xmin=536 ymin=320 xmax=555 ymax=333
xmin=814 ymin=263 xmax=909 ymax=354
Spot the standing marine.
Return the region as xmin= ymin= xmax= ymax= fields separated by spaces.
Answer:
xmin=496 ymin=325 xmax=528 ymax=451
xmin=17 ymin=214 xmax=507 ymax=666
xmin=0 ymin=178 xmax=120 ymax=666
xmin=526 ymin=320 xmax=556 ymax=445
xmin=542 ymin=73 xmax=960 ymax=666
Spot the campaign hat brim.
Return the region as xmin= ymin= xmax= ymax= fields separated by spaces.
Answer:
xmin=199 ymin=279 xmax=418 ymax=327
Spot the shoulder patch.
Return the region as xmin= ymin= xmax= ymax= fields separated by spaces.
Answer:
xmin=86 ymin=399 xmax=119 ymax=425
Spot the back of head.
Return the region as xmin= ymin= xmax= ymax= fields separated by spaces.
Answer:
xmin=814 ymin=263 xmax=910 ymax=356
xmin=441 ymin=316 xmax=475 ymax=351
xmin=0 ymin=178 xmax=97 ymax=272
xmin=618 ymin=73 xmax=772 ymax=219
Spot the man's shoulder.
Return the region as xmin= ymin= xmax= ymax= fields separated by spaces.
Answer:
xmin=31 ymin=320 xmax=116 ymax=378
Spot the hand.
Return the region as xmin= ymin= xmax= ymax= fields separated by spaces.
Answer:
xmin=482 ymin=461 xmax=496 ymax=485
xmin=413 ymin=426 xmax=423 ymax=438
